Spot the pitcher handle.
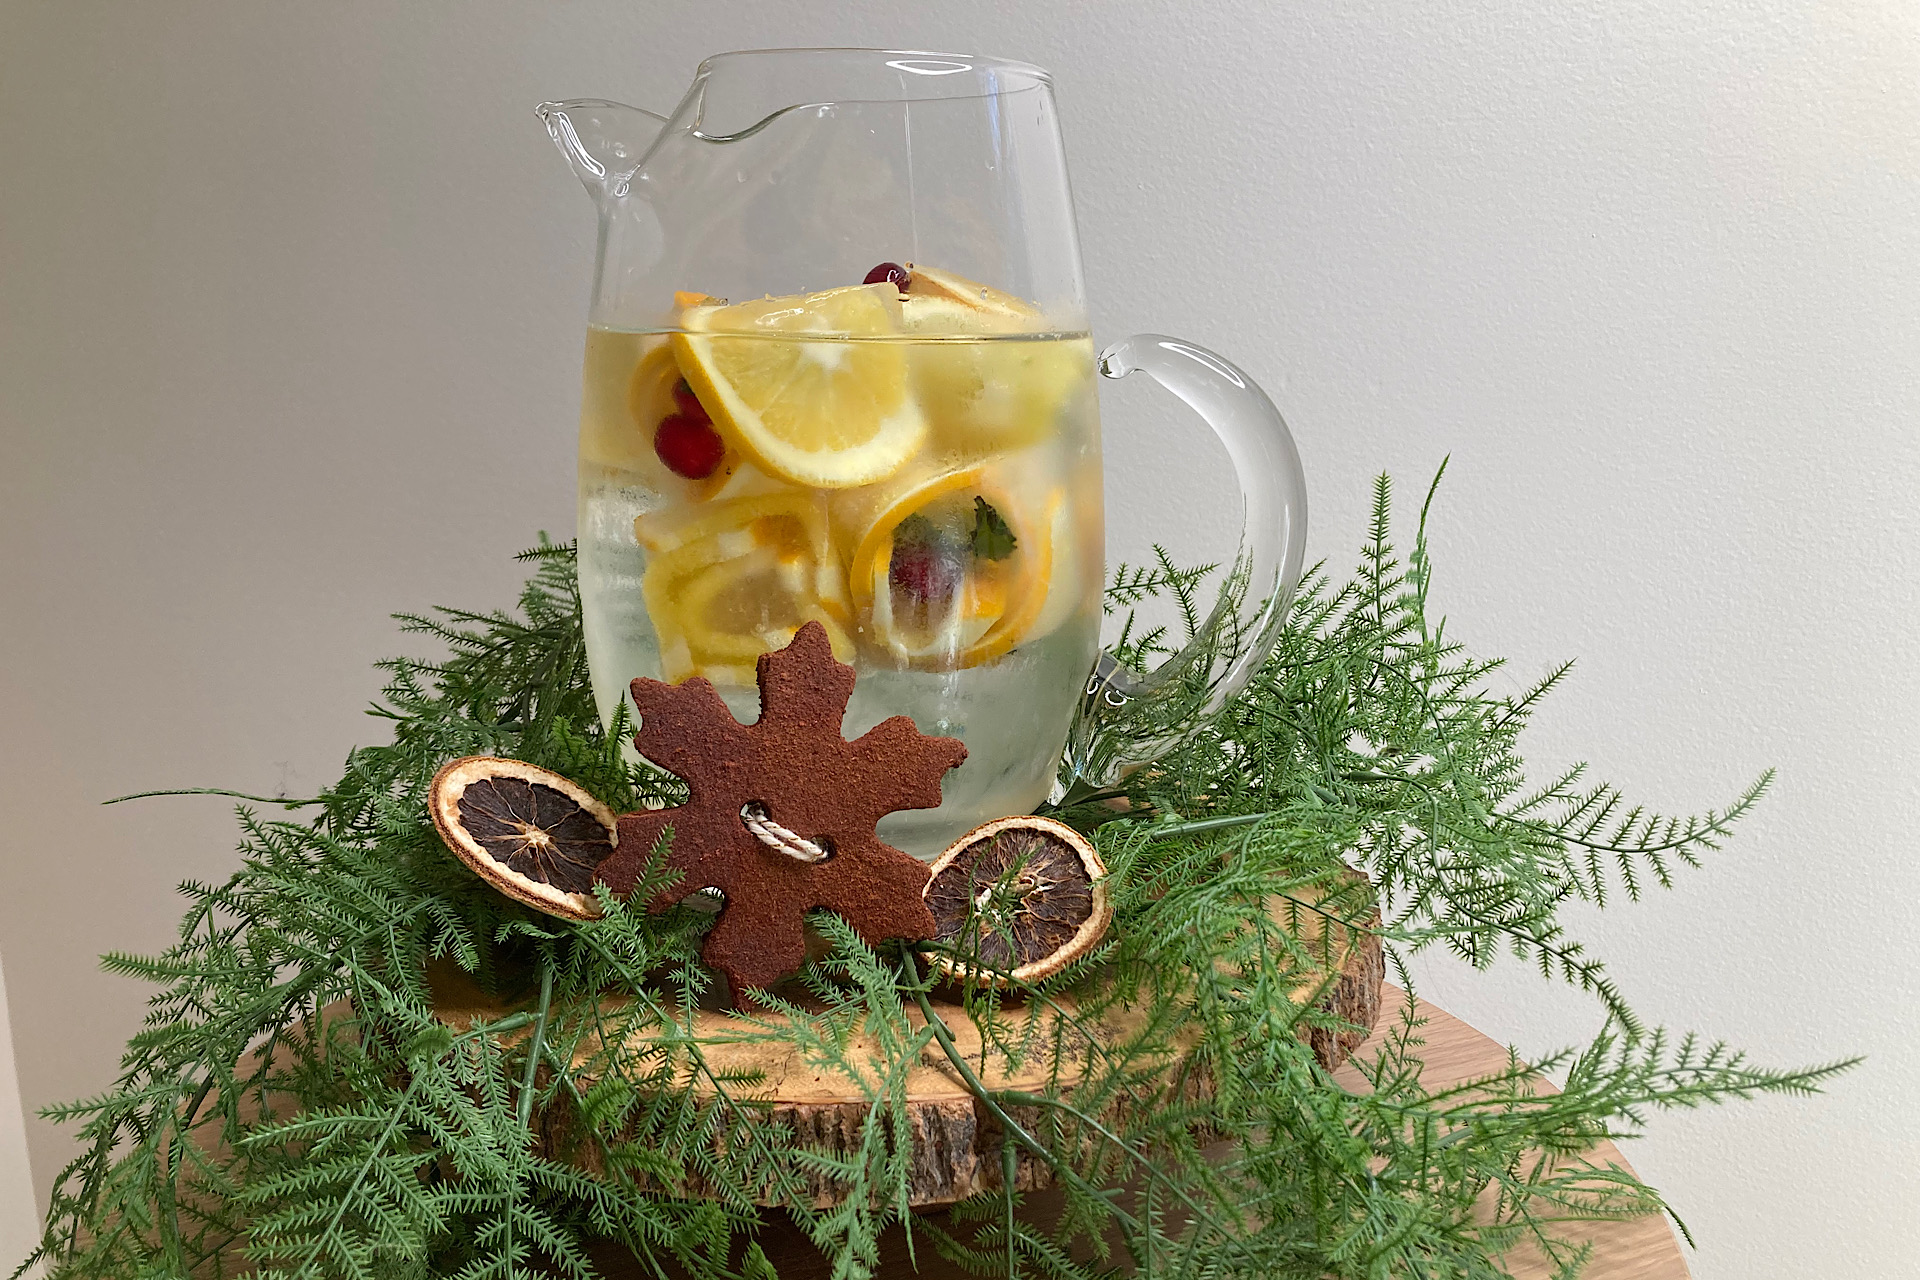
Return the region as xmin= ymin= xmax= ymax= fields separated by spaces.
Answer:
xmin=1063 ymin=334 xmax=1309 ymax=787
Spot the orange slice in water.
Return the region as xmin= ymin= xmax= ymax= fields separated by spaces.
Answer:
xmin=841 ymin=464 xmax=1054 ymax=669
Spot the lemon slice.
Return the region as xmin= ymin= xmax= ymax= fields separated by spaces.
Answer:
xmin=676 ymin=545 xmax=854 ymax=663
xmin=868 ymin=547 xmax=1016 ymax=662
xmin=962 ymin=490 xmax=1058 ymax=667
xmin=843 ymin=466 xmax=982 ymax=610
xmin=579 ymin=332 xmax=672 ymax=476
xmin=636 ymin=489 xmax=827 ymax=556
xmin=621 ymin=343 xmax=740 ymax=497
xmin=578 ymin=333 xmax=744 ymax=498
xmin=1024 ymin=491 xmax=1086 ymax=644
xmin=672 ymin=283 xmax=926 ymax=489
xmin=905 ymin=264 xmax=1044 ymax=321
xmin=676 ymin=550 xmax=799 ymax=660
xmin=900 ymin=291 xmax=1092 ymax=452
xmin=636 ymin=489 xmax=852 ymax=686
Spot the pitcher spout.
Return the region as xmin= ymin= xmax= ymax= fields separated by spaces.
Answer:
xmin=536 ymin=99 xmax=669 ymax=200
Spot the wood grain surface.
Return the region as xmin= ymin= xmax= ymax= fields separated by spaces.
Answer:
xmin=1332 ymin=988 xmax=1692 ymax=1280
xmin=197 ymin=986 xmax=1686 ymax=1278
xmin=431 ymin=890 xmax=1384 ymax=1211
xmin=588 ymin=987 xmax=1691 ymax=1279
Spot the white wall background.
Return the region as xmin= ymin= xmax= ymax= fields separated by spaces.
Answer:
xmin=3 ymin=2 xmax=1916 ymax=1276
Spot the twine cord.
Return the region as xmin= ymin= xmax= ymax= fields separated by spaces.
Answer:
xmin=740 ymin=803 xmax=831 ymax=863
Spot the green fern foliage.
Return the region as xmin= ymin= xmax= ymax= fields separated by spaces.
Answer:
xmin=19 ymin=492 xmax=1851 ymax=1280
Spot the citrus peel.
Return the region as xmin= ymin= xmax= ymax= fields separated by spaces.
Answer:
xmin=840 ymin=465 xmax=1056 ymax=669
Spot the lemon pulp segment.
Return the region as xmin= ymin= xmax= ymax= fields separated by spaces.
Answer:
xmin=672 ymin=284 xmax=926 ymax=489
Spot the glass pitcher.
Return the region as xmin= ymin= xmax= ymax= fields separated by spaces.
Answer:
xmin=540 ymin=49 xmax=1307 ymax=855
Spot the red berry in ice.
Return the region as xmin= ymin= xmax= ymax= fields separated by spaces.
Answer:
xmin=672 ymin=378 xmax=709 ymax=422
xmin=864 ymin=261 xmax=910 ymax=290
xmin=654 ymin=412 xmax=725 ymax=479
xmin=889 ymin=540 xmax=966 ymax=603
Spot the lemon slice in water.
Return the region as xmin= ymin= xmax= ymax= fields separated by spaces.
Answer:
xmin=673 ymin=283 xmax=926 ymax=489
xmin=636 ymin=490 xmax=853 ymax=685
xmin=898 ymin=273 xmax=1091 ymax=453
xmin=904 ymin=264 xmax=1043 ymax=321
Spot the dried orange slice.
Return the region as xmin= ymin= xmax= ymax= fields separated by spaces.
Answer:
xmin=428 ymin=757 xmax=615 ymax=921
xmin=923 ymin=816 xmax=1111 ymax=986
xmin=672 ymin=283 xmax=926 ymax=488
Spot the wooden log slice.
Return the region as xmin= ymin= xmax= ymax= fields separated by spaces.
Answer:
xmin=432 ymin=880 xmax=1383 ymax=1211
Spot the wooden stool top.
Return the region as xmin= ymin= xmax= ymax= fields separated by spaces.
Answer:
xmin=1329 ymin=988 xmax=1691 ymax=1280
xmin=581 ymin=984 xmax=1689 ymax=1278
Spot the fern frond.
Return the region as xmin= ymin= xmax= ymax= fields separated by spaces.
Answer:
xmin=22 ymin=506 xmax=1844 ymax=1280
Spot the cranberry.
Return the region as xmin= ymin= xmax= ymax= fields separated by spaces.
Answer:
xmin=889 ymin=542 xmax=964 ymax=602
xmin=654 ymin=412 xmax=725 ymax=479
xmin=863 ymin=261 xmax=910 ymax=291
xmin=672 ymin=378 xmax=709 ymax=422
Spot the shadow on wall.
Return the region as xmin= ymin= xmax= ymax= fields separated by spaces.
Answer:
xmin=0 ymin=957 xmax=40 ymax=1274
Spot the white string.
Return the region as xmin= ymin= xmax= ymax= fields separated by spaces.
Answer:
xmin=740 ymin=804 xmax=831 ymax=863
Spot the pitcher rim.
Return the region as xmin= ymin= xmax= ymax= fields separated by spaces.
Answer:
xmin=693 ymin=46 xmax=1054 ymax=99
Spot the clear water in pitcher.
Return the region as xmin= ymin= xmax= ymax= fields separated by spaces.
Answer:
xmin=576 ymin=272 xmax=1103 ymax=856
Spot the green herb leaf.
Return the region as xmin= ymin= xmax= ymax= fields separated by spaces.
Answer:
xmin=892 ymin=512 xmax=939 ymax=550
xmin=969 ymin=496 xmax=1018 ymax=561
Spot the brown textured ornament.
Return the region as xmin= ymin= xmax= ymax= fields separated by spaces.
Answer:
xmin=593 ymin=621 xmax=967 ymax=997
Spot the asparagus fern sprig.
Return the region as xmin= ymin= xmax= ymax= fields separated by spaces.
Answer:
xmin=20 ymin=486 xmax=1850 ymax=1280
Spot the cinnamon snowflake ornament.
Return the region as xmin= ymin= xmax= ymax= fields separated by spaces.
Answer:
xmin=594 ymin=621 xmax=967 ymax=996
